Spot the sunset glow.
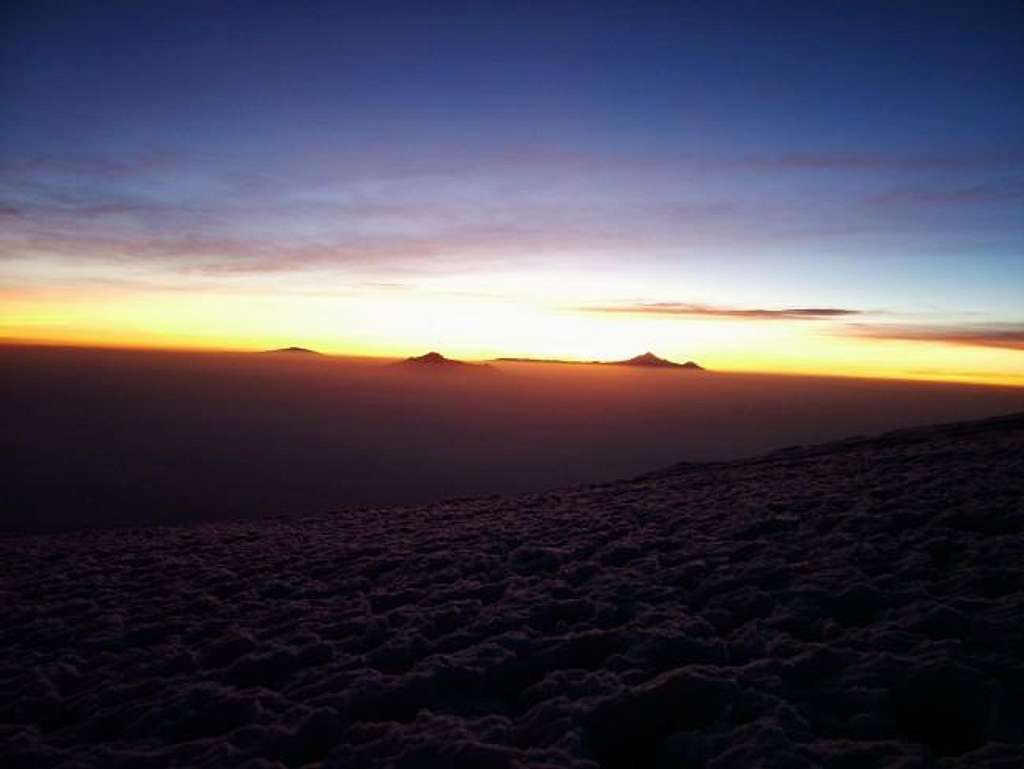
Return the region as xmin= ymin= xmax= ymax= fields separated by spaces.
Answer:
xmin=2 ymin=2 xmax=1022 ymax=386
xmin=4 ymin=283 xmax=1023 ymax=386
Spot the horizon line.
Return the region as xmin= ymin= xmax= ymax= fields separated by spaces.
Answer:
xmin=2 ymin=336 xmax=1022 ymax=390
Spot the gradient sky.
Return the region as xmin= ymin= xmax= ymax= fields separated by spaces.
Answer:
xmin=2 ymin=1 xmax=1023 ymax=383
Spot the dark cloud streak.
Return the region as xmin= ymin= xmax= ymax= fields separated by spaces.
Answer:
xmin=844 ymin=323 xmax=1024 ymax=352
xmin=580 ymin=302 xmax=863 ymax=321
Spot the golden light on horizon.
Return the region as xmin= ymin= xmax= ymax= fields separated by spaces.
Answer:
xmin=2 ymin=283 xmax=1023 ymax=387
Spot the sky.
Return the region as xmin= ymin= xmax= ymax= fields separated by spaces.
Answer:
xmin=2 ymin=1 xmax=1023 ymax=384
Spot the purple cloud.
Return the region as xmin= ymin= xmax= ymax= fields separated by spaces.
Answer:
xmin=731 ymin=149 xmax=1024 ymax=173
xmin=864 ymin=181 xmax=1024 ymax=208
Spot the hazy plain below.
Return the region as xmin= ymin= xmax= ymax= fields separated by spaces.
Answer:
xmin=2 ymin=344 xmax=1022 ymax=532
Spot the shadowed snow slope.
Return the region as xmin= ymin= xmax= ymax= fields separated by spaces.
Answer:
xmin=2 ymin=413 xmax=1023 ymax=768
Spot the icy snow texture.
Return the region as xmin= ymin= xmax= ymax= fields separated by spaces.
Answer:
xmin=2 ymin=414 xmax=1023 ymax=768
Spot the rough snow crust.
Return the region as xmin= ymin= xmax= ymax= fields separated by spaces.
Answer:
xmin=2 ymin=414 xmax=1023 ymax=768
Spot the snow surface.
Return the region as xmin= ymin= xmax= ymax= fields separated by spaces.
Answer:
xmin=2 ymin=413 xmax=1023 ymax=768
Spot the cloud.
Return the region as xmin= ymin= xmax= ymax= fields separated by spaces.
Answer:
xmin=730 ymin=150 xmax=1024 ymax=173
xmin=0 ymin=231 xmax=442 ymax=274
xmin=864 ymin=179 xmax=1024 ymax=208
xmin=579 ymin=302 xmax=862 ymax=321
xmin=0 ymin=150 xmax=183 ymax=181
xmin=7 ymin=145 xmax=1021 ymax=195
xmin=843 ymin=323 xmax=1024 ymax=351
xmin=3 ymin=144 xmax=1021 ymax=284
xmin=0 ymin=217 xmax=638 ymax=278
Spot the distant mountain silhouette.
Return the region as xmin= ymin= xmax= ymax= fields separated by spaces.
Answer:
xmin=612 ymin=352 xmax=703 ymax=369
xmin=496 ymin=352 xmax=704 ymax=370
xmin=265 ymin=347 xmax=321 ymax=355
xmin=399 ymin=352 xmax=494 ymax=371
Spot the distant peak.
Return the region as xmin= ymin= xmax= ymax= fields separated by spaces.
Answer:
xmin=613 ymin=352 xmax=704 ymax=369
xmin=492 ymin=353 xmax=704 ymax=370
xmin=400 ymin=351 xmax=495 ymax=372
xmin=403 ymin=354 xmax=468 ymax=368
xmin=265 ymin=346 xmax=320 ymax=355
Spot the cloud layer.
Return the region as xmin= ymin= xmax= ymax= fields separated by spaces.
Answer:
xmin=580 ymin=302 xmax=863 ymax=321
xmin=844 ymin=323 xmax=1024 ymax=352
xmin=3 ymin=145 xmax=1022 ymax=281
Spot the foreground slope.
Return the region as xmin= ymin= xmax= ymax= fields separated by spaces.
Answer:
xmin=2 ymin=413 xmax=1023 ymax=768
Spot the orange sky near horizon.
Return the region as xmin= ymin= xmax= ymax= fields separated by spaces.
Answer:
xmin=3 ymin=283 xmax=1023 ymax=388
